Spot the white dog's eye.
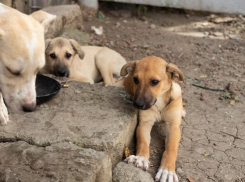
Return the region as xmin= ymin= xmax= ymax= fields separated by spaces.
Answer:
xmin=50 ymin=53 xmax=56 ymax=59
xmin=66 ymin=53 xmax=72 ymax=59
xmin=6 ymin=67 xmax=21 ymax=76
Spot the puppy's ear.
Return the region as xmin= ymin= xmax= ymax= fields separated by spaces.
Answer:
xmin=120 ymin=61 xmax=137 ymax=76
xmin=45 ymin=39 xmax=51 ymax=51
xmin=69 ymin=39 xmax=85 ymax=59
xmin=166 ymin=63 xmax=185 ymax=83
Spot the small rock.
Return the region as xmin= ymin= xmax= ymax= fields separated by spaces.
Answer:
xmin=152 ymin=149 xmax=158 ymax=153
xmin=209 ymin=14 xmax=216 ymax=19
xmin=176 ymin=167 xmax=184 ymax=174
xmin=31 ymin=159 xmax=44 ymax=170
xmin=228 ymin=34 xmax=240 ymax=40
xmin=230 ymin=100 xmax=235 ymax=106
xmin=203 ymin=153 xmax=210 ymax=157
xmin=234 ymin=73 xmax=241 ymax=77
xmin=142 ymin=44 xmax=149 ymax=49
xmin=74 ymin=90 xmax=81 ymax=94
xmin=234 ymin=96 xmax=240 ymax=101
xmin=202 ymin=22 xmax=209 ymax=26
xmin=211 ymin=17 xmax=236 ymax=24
xmin=110 ymin=41 xmax=114 ymax=46
xmin=150 ymin=24 xmax=156 ymax=29
xmin=226 ymin=82 xmax=237 ymax=94
xmin=213 ymin=32 xmax=223 ymax=37
xmin=199 ymin=75 xmax=207 ymax=78
xmin=116 ymin=22 xmax=120 ymax=27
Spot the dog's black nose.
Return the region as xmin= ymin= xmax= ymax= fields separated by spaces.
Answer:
xmin=22 ymin=102 xmax=36 ymax=112
xmin=133 ymin=100 xmax=145 ymax=109
xmin=57 ymin=69 xmax=67 ymax=77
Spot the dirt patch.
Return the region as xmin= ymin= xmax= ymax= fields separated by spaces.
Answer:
xmin=73 ymin=2 xmax=245 ymax=182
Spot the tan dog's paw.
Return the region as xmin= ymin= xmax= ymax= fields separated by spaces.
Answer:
xmin=124 ymin=155 xmax=149 ymax=170
xmin=0 ymin=94 xmax=9 ymax=125
xmin=155 ymin=169 xmax=178 ymax=182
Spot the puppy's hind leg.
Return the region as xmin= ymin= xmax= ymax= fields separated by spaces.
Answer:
xmin=0 ymin=93 xmax=9 ymax=125
xmin=99 ymin=67 xmax=115 ymax=87
xmin=114 ymin=78 xmax=125 ymax=88
xmin=70 ymin=77 xmax=94 ymax=84
xmin=95 ymin=48 xmax=125 ymax=87
xmin=95 ymin=58 xmax=115 ymax=86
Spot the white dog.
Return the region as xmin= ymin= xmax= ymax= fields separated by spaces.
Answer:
xmin=0 ymin=4 xmax=54 ymax=125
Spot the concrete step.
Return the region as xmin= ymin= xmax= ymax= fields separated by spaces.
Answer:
xmin=0 ymin=82 xmax=136 ymax=165
xmin=0 ymin=141 xmax=112 ymax=182
xmin=0 ymin=82 xmax=137 ymax=181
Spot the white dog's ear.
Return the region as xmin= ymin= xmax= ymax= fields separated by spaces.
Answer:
xmin=166 ymin=63 xmax=185 ymax=83
xmin=69 ymin=39 xmax=85 ymax=60
xmin=120 ymin=60 xmax=137 ymax=76
xmin=29 ymin=10 xmax=56 ymax=33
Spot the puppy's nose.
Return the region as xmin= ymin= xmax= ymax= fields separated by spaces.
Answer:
xmin=22 ymin=102 xmax=36 ymax=112
xmin=57 ymin=69 xmax=67 ymax=77
xmin=133 ymin=100 xmax=145 ymax=109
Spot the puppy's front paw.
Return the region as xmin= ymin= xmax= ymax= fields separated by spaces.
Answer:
xmin=155 ymin=169 xmax=178 ymax=182
xmin=0 ymin=98 xmax=9 ymax=125
xmin=124 ymin=155 xmax=149 ymax=170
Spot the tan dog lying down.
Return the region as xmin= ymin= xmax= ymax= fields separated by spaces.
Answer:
xmin=40 ymin=37 xmax=126 ymax=86
xmin=0 ymin=3 xmax=47 ymax=125
xmin=122 ymin=56 xmax=185 ymax=182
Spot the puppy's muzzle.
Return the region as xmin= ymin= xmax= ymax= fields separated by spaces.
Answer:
xmin=22 ymin=102 xmax=36 ymax=112
xmin=54 ymin=66 xmax=70 ymax=77
xmin=133 ymin=97 xmax=157 ymax=110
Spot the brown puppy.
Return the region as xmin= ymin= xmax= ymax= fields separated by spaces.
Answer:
xmin=40 ymin=37 xmax=126 ymax=86
xmin=122 ymin=56 xmax=184 ymax=182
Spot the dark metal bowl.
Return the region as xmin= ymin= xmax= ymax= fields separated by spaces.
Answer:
xmin=36 ymin=74 xmax=61 ymax=105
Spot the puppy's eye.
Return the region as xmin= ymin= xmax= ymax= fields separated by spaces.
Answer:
xmin=66 ymin=53 xmax=72 ymax=59
xmin=50 ymin=53 xmax=56 ymax=59
xmin=133 ymin=77 xmax=139 ymax=84
xmin=150 ymin=80 xmax=159 ymax=86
